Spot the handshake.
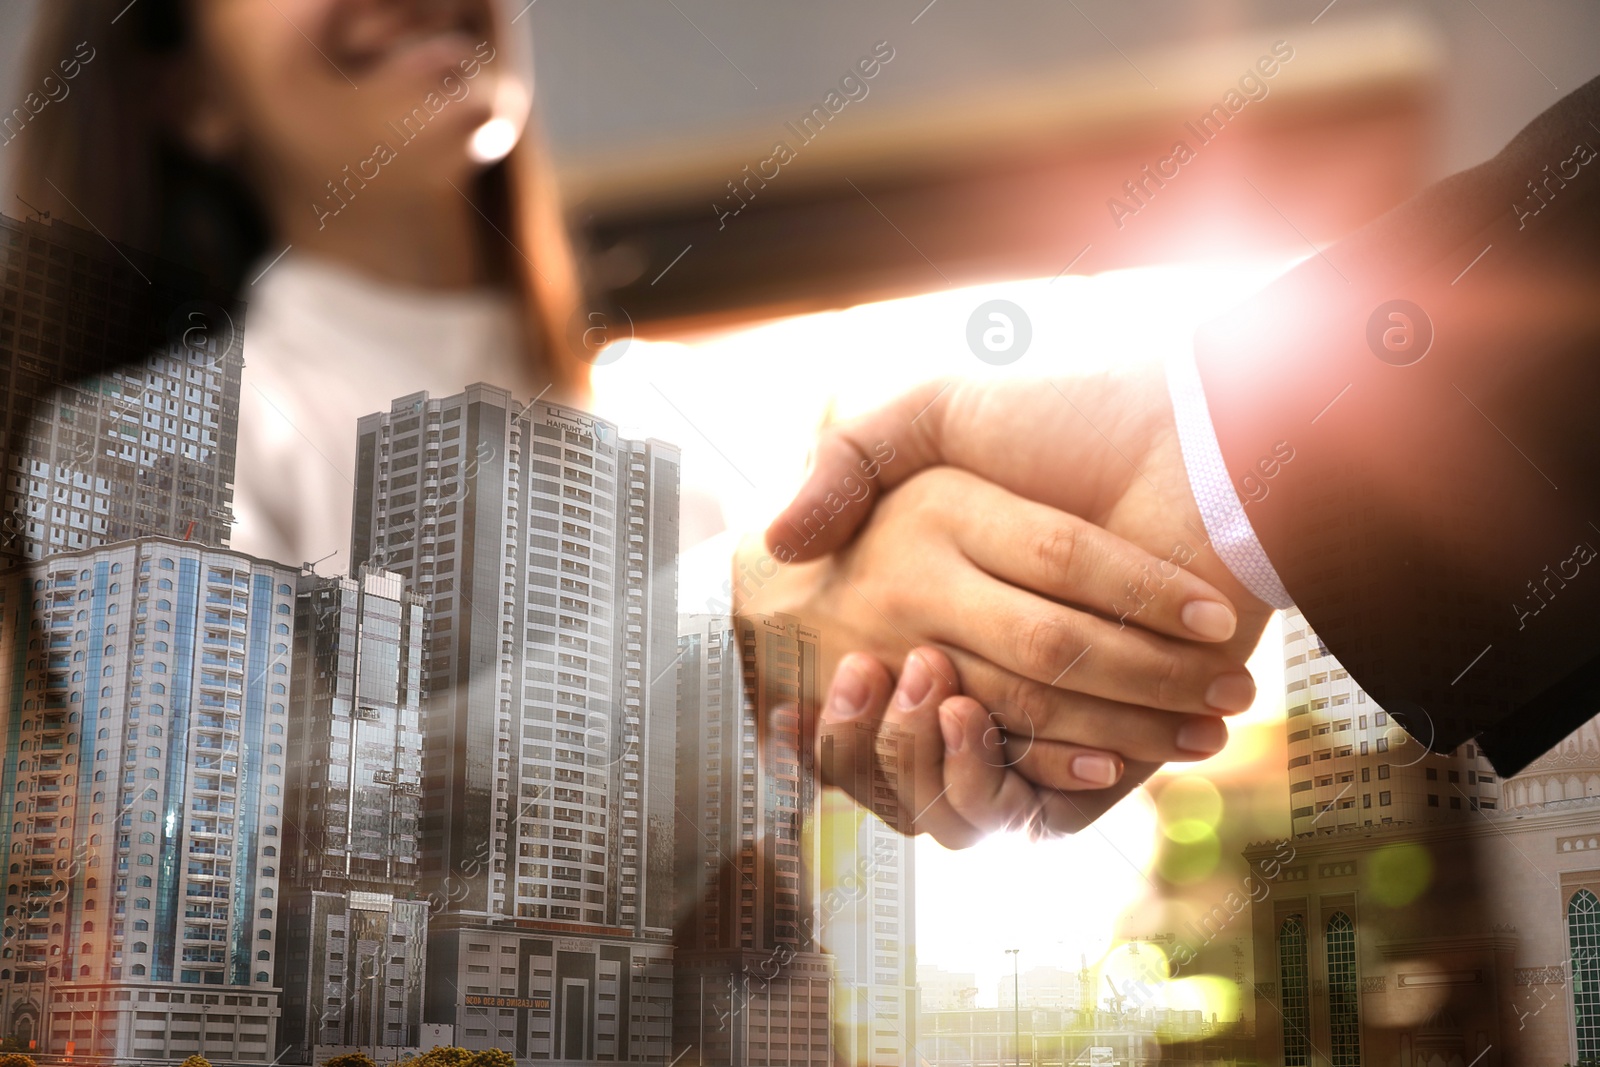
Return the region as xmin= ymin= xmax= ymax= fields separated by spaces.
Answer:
xmin=736 ymin=365 xmax=1274 ymax=848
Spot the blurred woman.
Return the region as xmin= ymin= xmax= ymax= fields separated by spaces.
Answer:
xmin=6 ymin=0 xmax=1248 ymax=835
xmin=12 ymin=0 xmax=582 ymax=570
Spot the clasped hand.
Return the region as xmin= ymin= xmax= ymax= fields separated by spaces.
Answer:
xmin=736 ymin=368 xmax=1273 ymax=847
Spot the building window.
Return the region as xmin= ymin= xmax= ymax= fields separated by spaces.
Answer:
xmin=1326 ymin=911 xmax=1360 ymax=1067
xmin=1379 ymin=792 xmax=1391 ymax=806
xmin=1278 ymin=915 xmax=1310 ymax=1067
xmin=1571 ymin=889 xmax=1600 ymax=1060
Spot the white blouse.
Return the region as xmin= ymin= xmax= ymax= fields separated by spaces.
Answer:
xmin=229 ymin=253 xmax=541 ymax=574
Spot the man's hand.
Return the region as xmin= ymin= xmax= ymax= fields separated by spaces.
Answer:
xmin=768 ymin=367 xmax=1273 ymax=669
xmin=766 ymin=368 xmax=1275 ymax=835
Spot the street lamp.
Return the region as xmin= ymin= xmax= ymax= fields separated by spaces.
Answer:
xmin=1004 ymin=949 xmax=1020 ymax=1067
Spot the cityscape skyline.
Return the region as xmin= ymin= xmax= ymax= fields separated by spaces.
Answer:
xmin=9 ymin=202 xmax=1600 ymax=1067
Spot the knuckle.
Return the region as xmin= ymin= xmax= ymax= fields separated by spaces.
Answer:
xmin=1152 ymin=648 xmax=1194 ymax=709
xmin=1019 ymin=611 xmax=1077 ymax=678
xmin=1032 ymin=522 xmax=1082 ymax=583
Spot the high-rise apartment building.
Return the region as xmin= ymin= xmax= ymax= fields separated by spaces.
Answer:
xmin=914 ymin=965 xmax=976 ymax=1012
xmin=0 ymin=212 xmax=243 ymax=564
xmin=996 ymin=965 xmax=1085 ymax=1010
xmin=1284 ymin=607 xmax=1501 ymax=837
xmin=0 ymin=537 xmax=293 ymax=1059
xmin=818 ymin=721 xmax=916 ymax=1067
xmin=278 ymin=567 xmax=428 ymax=1062
xmin=673 ymin=613 xmax=833 ymax=1067
xmin=349 ymin=386 xmax=678 ymax=1061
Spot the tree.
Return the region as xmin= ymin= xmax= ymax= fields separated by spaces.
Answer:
xmin=468 ymin=1049 xmax=514 ymax=1067
xmin=0 ymin=1052 xmax=36 ymax=1067
xmin=323 ymin=1054 xmax=378 ymax=1067
xmin=177 ymin=1056 xmax=210 ymax=1067
xmin=414 ymin=1047 xmax=472 ymax=1067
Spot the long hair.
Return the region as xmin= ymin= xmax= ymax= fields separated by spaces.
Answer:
xmin=7 ymin=0 xmax=590 ymax=402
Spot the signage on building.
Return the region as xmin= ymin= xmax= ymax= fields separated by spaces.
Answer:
xmin=463 ymin=995 xmax=550 ymax=1011
xmin=348 ymin=890 xmax=394 ymax=912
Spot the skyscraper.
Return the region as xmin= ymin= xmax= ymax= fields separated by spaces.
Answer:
xmin=817 ymin=717 xmax=917 ymax=1067
xmin=673 ymin=612 xmax=833 ymax=1067
xmin=0 ymin=211 xmax=243 ymax=565
xmin=1283 ymin=607 xmax=1500 ymax=836
xmin=0 ymin=537 xmax=293 ymax=1060
xmin=278 ymin=567 xmax=428 ymax=1062
xmin=349 ymin=386 xmax=679 ymax=1061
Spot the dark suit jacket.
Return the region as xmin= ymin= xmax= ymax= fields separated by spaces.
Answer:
xmin=1195 ymin=75 xmax=1600 ymax=776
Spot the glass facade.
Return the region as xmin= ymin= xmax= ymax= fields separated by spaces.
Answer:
xmin=1277 ymin=915 xmax=1309 ymax=1067
xmin=0 ymin=539 xmax=290 ymax=1058
xmin=1572 ymin=889 xmax=1600 ymax=1061
xmin=1324 ymin=911 xmax=1359 ymax=1067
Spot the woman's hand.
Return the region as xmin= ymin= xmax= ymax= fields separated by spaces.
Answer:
xmin=818 ymin=646 xmax=1145 ymax=849
xmin=738 ymin=465 xmax=1255 ymax=839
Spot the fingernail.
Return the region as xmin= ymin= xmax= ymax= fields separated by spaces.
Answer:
xmin=1177 ymin=717 xmax=1229 ymax=754
xmin=895 ymin=652 xmax=933 ymax=709
xmin=939 ymin=703 xmax=966 ymax=754
xmin=1181 ymin=599 xmax=1237 ymax=641
xmin=824 ymin=657 xmax=871 ymax=721
xmin=1205 ymin=671 xmax=1256 ymax=713
xmin=1071 ymin=753 xmax=1121 ymax=787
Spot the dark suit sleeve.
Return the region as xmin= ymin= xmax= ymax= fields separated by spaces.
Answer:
xmin=1193 ymin=75 xmax=1600 ymax=777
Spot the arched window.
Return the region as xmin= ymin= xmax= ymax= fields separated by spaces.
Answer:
xmin=1278 ymin=915 xmax=1310 ymax=1067
xmin=131 ymin=964 xmax=147 ymax=976
xmin=1326 ymin=912 xmax=1360 ymax=1066
xmin=135 ymin=876 xmax=152 ymax=888
xmin=1572 ymin=889 xmax=1600 ymax=1060
xmin=257 ymin=950 xmax=270 ymax=960
xmin=256 ymin=971 xmax=269 ymax=983
xmin=140 ymin=811 xmax=156 ymax=822
xmin=132 ymin=942 xmax=148 ymax=953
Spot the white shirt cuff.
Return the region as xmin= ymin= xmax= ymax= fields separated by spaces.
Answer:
xmin=1165 ymin=347 xmax=1295 ymax=610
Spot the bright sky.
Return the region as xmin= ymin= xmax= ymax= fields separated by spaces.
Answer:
xmin=591 ymin=256 xmax=1295 ymax=1009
